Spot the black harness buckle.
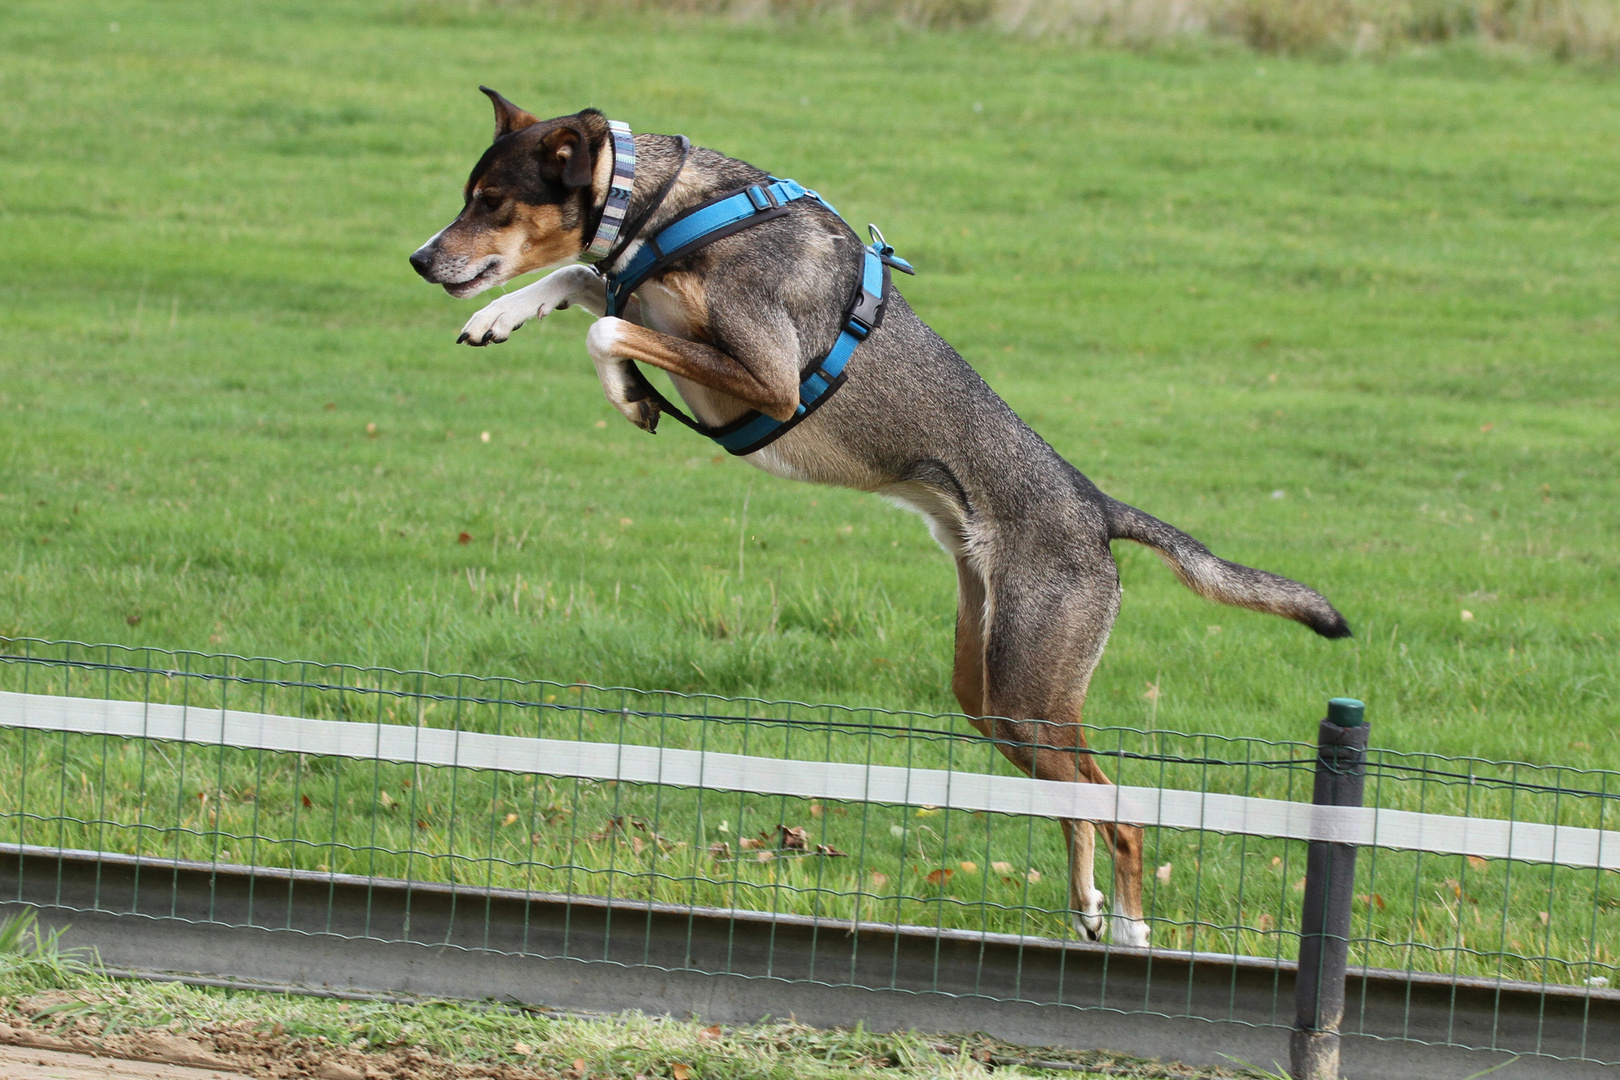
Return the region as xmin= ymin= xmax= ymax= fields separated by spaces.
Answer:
xmin=746 ymin=185 xmax=777 ymax=212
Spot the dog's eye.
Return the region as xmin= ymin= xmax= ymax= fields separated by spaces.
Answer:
xmin=479 ymin=190 xmax=504 ymax=211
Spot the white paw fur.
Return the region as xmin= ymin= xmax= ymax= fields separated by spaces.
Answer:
xmin=585 ymin=317 xmax=656 ymax=429
xmin=458 ymin=265 xmax=602 ymax=346
xmin=1110 ymin=915 xmax=1151 ymax=949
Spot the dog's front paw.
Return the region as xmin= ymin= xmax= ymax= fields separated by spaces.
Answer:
xmin=632 ymin=395 xmax=661 ymax=434
xmin=457 ymin=293 xmax=535 ymax=347
xmin=587 ymin=318 xmax=662 ymax=432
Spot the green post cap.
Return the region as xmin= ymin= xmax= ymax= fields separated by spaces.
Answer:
xmin=1327 ymin=698 xmax=1366 ymax=727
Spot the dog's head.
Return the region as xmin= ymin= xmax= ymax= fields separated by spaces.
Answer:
xmin=409 ymin=90 xmax=609 ymax=297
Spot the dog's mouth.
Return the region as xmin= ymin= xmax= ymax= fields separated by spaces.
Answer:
xmin=441 ymin=258 xmax=504 ymax=299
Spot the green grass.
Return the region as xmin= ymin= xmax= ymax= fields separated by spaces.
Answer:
xmin=1 ymin=911 xmax=1165 ymax=1079
xmin=1 ymin=0 xmax=1618 ymax=997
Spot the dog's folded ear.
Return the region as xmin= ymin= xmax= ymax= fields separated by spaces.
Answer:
xmin=479 ymin=86 xmax=539 ymax=140
xmin=540 ymin=125 xmax=595 ymax=190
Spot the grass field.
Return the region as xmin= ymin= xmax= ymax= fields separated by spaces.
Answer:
xmin=0 ymin=910 xmax=1152 ymax=1080
xmin=1 ymin=0 xmax=1618 ymax=993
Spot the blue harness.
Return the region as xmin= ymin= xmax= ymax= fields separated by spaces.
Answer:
xmin=601 ymin=176 xmax=912 ymax=456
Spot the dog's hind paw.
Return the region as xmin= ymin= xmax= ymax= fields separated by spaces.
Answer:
xmin=1109 ymin=916 xmax=1151 ymax=949
xmin=1073 ymin=888 xmax=1107 ymax=941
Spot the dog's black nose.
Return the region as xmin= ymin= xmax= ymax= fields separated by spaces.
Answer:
xmin=408 ymin=247 xmax=434 ymax=279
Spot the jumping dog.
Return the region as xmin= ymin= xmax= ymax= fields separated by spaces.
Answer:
xmin=409 ymin=91 xmax=1351 ymax=947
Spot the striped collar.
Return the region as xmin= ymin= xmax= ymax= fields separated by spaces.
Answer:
xmin=581 ymin=119 xmax=635 ymax=265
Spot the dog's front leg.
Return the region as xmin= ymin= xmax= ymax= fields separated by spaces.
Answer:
xmin=458 ymin=265 xmax=609 ymax=346
xmin=585 ymin=315 xmax=799 ymax=433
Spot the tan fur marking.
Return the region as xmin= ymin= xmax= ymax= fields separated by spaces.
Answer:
xmin=646 ymin=272 xmax=711 ymax=343
xmin=605 ymin=321 xmax=796 ymax=420
xmin=435 ymin=203 xmax=582 ymax=283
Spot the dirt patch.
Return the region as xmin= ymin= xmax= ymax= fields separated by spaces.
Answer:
xmin=0 ymin=1043 xmax=241 ymax=1080
xmin=0 ymin=1015 xmax=561 ymax=1080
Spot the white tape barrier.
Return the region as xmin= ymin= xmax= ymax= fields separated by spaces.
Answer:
xmin=4 ymin=691 xmax=1618 ymax=871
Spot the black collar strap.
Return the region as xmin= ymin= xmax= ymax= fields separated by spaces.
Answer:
xmin=599 ymin=135 xmax=690 ymax=274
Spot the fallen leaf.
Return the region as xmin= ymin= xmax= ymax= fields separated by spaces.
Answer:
xmin=809 ymin=802 xmax=823 ymax=818
xmin=739 ymin=837 xmax=765 ymax=851
xmin=992 ymin=861 xmax=1014 ymax=874
xmin=512 ymin=1042 xmax=532 ymax=1055
xmin=1258 ymin=913 xmax=1275 ymax=932
xmin=916 ymin=806 xmax=940 ymax=817
xmin=458 ymin=531 xmax=472 ymax=544
xmin=1461 ymin=610 xmax=1474 ymax=622
xmin=631 ymin=836 xmax=646 ymax=856
xmin=1156 ymin=862 xmax=1172 ymax=885
xmin=416 ymin=819 xmax=429 ymax=830
xmin=959 ymin=861 xmax=978 ymax=873
xmin=1444 ymin=878 xmax=1462 ymax=899
xmin=1357 ymin=893 xmax=1387 ymax=911
xmin=301 ymin=794 xmax=312 ymax=809
xmin=366 ymin=422 xmax=378 ymax=436
xmin=869 ymin=872 xmax=889 ymax=888
xmin=1271 ymin=856 xmax=1282 ymax=867
xmin=503 ymin=812 xmax=518 ymax=826
xmin=1466 ymin=855 xmax=1488 ymax=871
xmin=480 ymin=431 xmax=491 ymax=443
xmin=1293 ymin=877 xmax=1306 ymax=892
xmin=568 ymin=1059 xmax=587 ymax=1079
xmin=378 ymin=790 xmax=394 ymax=809
xmin=754 ymin=850 xmax=774 ymax=862
xmin=707 ymin=842 xmax=732 ymax=861
xmin=1540 ymin=911 xmax=1551 ymax=926
xmin=778 ymin=825 xmax=810 ymax=850
xmin=925 ymin=868 xmax=955 ymax=887
xmin=815 ymin=844 xmax=847 ymax=857
xmin=672 ymin=1064 xmax=693 ymax=1080
xmin=1026 ymin=869 xmax=1042 ymax=884
xmin=699 ymin=1024 xmax=722 ymax=1042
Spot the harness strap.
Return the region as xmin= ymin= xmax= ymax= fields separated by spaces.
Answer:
xmin=623 ymin=245 xmax=890 ymax=457
xmin=600 ymin=136 xmax=690 ymax=273
xmin=605 ymin=178 xmax=812 ymax=318
xmin=597 ymin=163 xmax=905 ymax=457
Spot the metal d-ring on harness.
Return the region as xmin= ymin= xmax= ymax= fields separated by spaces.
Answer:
xmin=587 ymin=125 xmax=913 ymax=457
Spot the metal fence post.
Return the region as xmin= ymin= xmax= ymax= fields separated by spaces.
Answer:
xmin=1291 ymin=697 xmax=1368 ymax=1080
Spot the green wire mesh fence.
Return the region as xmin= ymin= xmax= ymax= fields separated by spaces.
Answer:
xmin=1 ymin=638 xmax=1617 ymax=1068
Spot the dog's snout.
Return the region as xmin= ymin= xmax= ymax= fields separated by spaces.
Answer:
xmin=409 ymin=245 xmax=436 ymax=280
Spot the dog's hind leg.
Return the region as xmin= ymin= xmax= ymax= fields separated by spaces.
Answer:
xmin=948 ymin=551 xmax=1122 ymax=943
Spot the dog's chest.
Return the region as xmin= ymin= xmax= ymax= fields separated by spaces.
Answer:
xmin=637 ymin=276 xmax=705 ymax=343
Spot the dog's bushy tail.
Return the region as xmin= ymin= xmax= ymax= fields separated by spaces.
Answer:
xmin=1105 ymin=499 xmax=1352 ymax=639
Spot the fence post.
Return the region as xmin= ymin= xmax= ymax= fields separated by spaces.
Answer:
xmin=1290 ymin=697 xmax=1368 ymax=1080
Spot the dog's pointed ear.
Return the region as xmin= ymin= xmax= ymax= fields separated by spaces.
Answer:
xmin=539 ymin=125 xmax=594 ymax=190
xmin=480 ymin=86 xmax=539 ymax=140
